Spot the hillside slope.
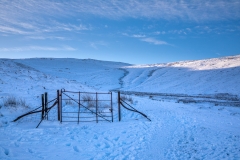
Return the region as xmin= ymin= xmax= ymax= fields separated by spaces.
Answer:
xmin=122 ymin=55 xmax=240 ymax=96
xmin=0 ymin=59 xmax=92 ymax=106
xmin=13 ymin=55 xmax=240 ymax=97
xmin=14 ymin=58 xmax=130 ymax=91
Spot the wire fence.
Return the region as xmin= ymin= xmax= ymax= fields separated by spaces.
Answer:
xmin=14 ymin=97 xmax=58 ymax=125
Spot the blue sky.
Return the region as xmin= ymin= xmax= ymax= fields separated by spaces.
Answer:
xmin=0 ymin=0 xmax=240 ymax=64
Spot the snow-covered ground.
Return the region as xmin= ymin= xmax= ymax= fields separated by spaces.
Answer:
xmin=0 ymin=55 xmax=240 ymax=159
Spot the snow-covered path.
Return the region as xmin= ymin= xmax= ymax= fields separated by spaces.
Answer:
xmin=139 ymin=99 xmax=240 ymax=160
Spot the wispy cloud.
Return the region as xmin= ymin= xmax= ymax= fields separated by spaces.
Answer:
xmin=0 ymin=1 xmax=91 ymax=36
xmin=0 ymin=46 xmax=76 ymax=52
xmin=90 ymin=41 xmax=108 ymax=49
xmin=153 ymin=24 xmax=240 ymax=36
xmin=51 ymin=22 xmax=90 ymax=32
xmin=141 ymin=38 xmax=168 ymax=45
xmin=0 ymin=1 xmax=239 ymax=37
xmin=154 ymin=29 xmax=188 ymax=35
xmin=0 ymin=26 xmax=30 ymax=35
xmin=132 ymin=34 xmax=146 ymax=38
xmin=0 ymin=21 xmax=90 ymax=36
xmin=74 ymin=0 xmax=240 ymax=21
xmin=124 ymin=33 xmax=169 ymax=45
xmin=1 ymin=1 xmax=239 ymax=25
xmin=26 ymin=36 xmax=68 ymax=40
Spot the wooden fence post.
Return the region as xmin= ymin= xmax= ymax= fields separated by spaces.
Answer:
xmin=44 ymin=92 xmax=48 ymax=120
xmin=111 ymin=92 xmax=113 ymax=122
xmin=41 ymin=94 xmax=45 ymax=120
xmin=77 ymin=92 xmax=80 ymax=124
xmin=118 ymin=91 xmax=121 ymax=121
xmin=96 ymin=92 xmax=98 ymax=123
xmin=60 ymin=90 xmax=62 ymax=123
xmin=57 ymin=90 xmax=60 ymax=121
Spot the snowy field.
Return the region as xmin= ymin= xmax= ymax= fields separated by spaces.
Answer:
xmin=0 ymin=55 xmax=240 ymax=160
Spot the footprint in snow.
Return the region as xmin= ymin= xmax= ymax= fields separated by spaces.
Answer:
xmin=17 ymin=137 xmax=22 ymax=142
xmin=95 ymin=144 xmax=101 ymax=148
xmin=28 ymin=148 xmax=33 ymax=153
xmin=73 ymin=146 xmax=79 ymax=152
xmin=14 ymin=142 xmax=19 ymax=147
xmin=189 ymin=136 xmax=194 ymax=142
xmin=66 ymin=143 xmax=71 ymax=147
xmin=3 ymin=148 xmax=9 ymax=155
xmin=93 ymin=135 xmax=98 ymax=139
xmin=104 ymin=142 xmax=110 ymax=148
xmin=114 ymin=137 xmax=119 ymax=141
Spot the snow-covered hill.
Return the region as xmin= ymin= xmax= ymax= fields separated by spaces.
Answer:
xmin=0 ymin=55 xmax=240 ymax=159
xmin=122 ymin=55 xmax=240 ymax=96
xmin=14 ymin=58 xmax=130 ymax=91
xmin=0 ymin=59 xmax=93 ymax=106
xmin=13 ymin=55 xmax=240 ymax=97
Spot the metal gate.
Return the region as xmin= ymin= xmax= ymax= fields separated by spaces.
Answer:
xmin=58 ymin=89 xmax=113 ymax=123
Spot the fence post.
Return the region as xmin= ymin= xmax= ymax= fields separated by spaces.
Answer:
xmin=57 ymin=90 xmax=60 ymax=121
xmin=41 ymin=94 xmax=45 ymax=120
xmin=57 ymin=89 xmax=62 ymax=123
xmin=45 ymin=92 xmax=48 ymax=120
xmin=96 ymin=92 xmax=98 ymax=123
xmin=111 ymin=92 xmax=113 ymax=122
xmin=118 ymin=91 xmax=121 ymax=121
xmin=78 ymin=92 xmax=80 ymax=124
xmin=60 ymin=90 xmax=62 ymax=123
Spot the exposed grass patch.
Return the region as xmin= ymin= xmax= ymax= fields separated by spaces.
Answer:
xmin=65 ymin=99 xmax=74 ymax=105
xmin=82 ymin=94 xmax=95 ymax=109
xmin=97 ymin=103 xmax=112 ymax=114
xmin=2 ymin=96 xmax=29 ymax=108
xmin=120 ymin=95 xmax=133 ymax=104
